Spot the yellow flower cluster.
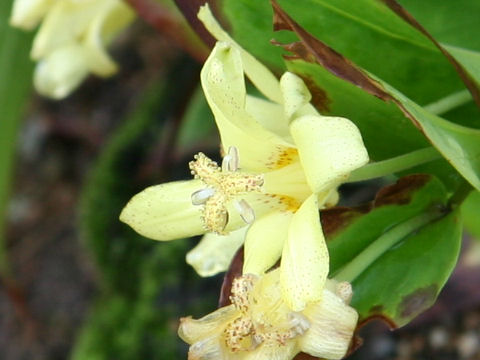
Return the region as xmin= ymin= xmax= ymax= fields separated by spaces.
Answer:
xmin=120 ymin=4 xmax=369 ymax=360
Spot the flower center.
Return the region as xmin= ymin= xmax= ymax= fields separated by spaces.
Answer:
xmin=223 ymin=274 xmax=311 ymax=353
xmin=189 ymin=147 xmax=264 ymax=234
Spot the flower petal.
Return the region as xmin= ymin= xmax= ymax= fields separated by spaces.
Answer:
xmin=263 ymin=161 xmax=311 ymax=202
xmin=280 ymin=194 xmax=329 ymax=311
xmin=33 ymin=44 xmax=89 ymax=99
xmin=245 ymin=95 xmax=293 ymax=145
xmin=119 ymin=180 xmax=205 ymax=241
xmin=225 ymin=192 xmax=300 ymax=232
xmin=178 ymin=304 xmax=238 ymax=344
xmin=31 ymin=1 xmax=98 ymax=59
xmin=10 ymin=0 xmax=53 ymax=30
xmin=82 ymin=0 xmax=134 ymax=76
xmin=299 ymin=286 xmax=358 ymax=359
xmin=187 ymin=227 xmax=247 ymax=277
xmin=187 ymin=335 xmax=228 ymax=360
xmin=280 ymin=72 xmax=318 ymax=121
xmin=290 ymin=114 xmax=369 ymax=193
xmin=201 ymin=42 xmax=292 ymax=171
xmin=243 ymin=211 xmax=293 ymax=275
xmin=243 ymin=342 xmax=297 ymax=360
xmin=197 ymin=4 xmax=283 ymax=104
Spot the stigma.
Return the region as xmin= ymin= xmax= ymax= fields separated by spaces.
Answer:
xmin=189 ymin=147 xmax=264 ymax=234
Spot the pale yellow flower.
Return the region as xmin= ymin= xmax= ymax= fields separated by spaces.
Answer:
xmin=179 ymin=269 xmax=358 ymax=360
xmin=10 ymin=0 xmax=134 ymax=99
xmin=120 ymin=5 xmax=368 ymax=311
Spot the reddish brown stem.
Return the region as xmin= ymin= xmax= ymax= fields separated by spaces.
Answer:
xmin=126 ymin=0 xmax=208 ymax=62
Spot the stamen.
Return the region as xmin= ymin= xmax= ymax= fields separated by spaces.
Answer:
xmin=221 ymin=155 xmax=231 ymax=172
xmin=221 ymin=146 xmax=240 ymax=172
xmin=230 ymin=274 xmax=257 ymax=313
xmin=191 ymin=187 xmax=216 ymax=205
xmin=234 ymin=199 xmax=255 ymax=224
xmin=189 ymin=151 xmax=264 ymax=234
xmin=228 ymin=146 xmax=239 ymax=171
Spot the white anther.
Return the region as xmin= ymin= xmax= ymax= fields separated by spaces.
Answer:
xmin=222 ymin=146 xmax=239 ymax=172
xmin=234 ymin=199 xmax=255 ymax=224
xmin=191 ymin=187 xmax=216 ymax=205
xmin=221 ymin=155 xmax=231 ymax=172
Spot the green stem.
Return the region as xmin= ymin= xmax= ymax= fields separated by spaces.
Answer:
xmin=424 ymin=89 xmax=472 ymax=115
xmin=448 ymin=179 xmax=473 ymax=210
xmin=333 ymin=208 xmax=444 ymax=283
xmin=348 ymin=147 xmax=440 ymax=182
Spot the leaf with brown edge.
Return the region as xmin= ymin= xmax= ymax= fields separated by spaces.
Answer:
xmin=380 ymin=0 xmax=480 ymax=109
xmin=271 ymin=0 xmax=480 ymax=192
xmin=351 ymin=210 xmax=461 ymax=327
xmin=322 ymin=173 xmax=461 ymax=328
xmin=271 ymin=0 xmax=395 ymax=104
xmin=322 ymin=174 xmax=440 ymax=245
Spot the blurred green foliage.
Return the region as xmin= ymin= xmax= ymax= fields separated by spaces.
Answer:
xmin=0 ymin=0 xmax=34 ymax=275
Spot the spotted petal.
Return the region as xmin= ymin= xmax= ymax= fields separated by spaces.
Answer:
xmin=119 ymin=180 xmax=205 ymax=241
xmin=198 ymin=4 xmax=282 ymax=104
xmin=201 ymin=42 xmax=292 ymax=172
xmin=290 ymin=114 xmax=369 ymax=194
xmin=243 ymin=211 xmax=293 ymax=275
xmin=280 ymin=72 xmax=318 ymax=121
xmin=187 ymin=227 xmax=247 ymax=277
xmin=280 ymin=194 xmax=329 ymax=311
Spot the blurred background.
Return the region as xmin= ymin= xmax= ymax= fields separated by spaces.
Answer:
xmin=2 ymin=1 xmax=480 ymax=359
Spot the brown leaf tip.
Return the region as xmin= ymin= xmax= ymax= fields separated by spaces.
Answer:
xmin=399 ymin=284 xmax=438 ymax=319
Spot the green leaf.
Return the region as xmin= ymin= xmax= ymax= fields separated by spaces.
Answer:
xmin=286 ymin=60 xmax=428 ymax=161
xmin=397 ymin=0 xmax=480 ymax=51
xmin=461 ymin=190 xmax=480 ymax=240
xmin=323 ymin=175 xmax=461 ymax=327
xmin=0 ymin=0 xmax=34 ymax=274
xmin=381 ymin=79 xmax=480 ymax=191
xmin=269 ymin=2 xmax=480 ymax=191
xmin=178 ymin=0 xmax=472 ymax=104
xmin=326 ymin=175 xmax=448 ymax=274
xmin=219 ymin=0 xmax=467 ymax=105
xmin=351 ymin=210 xmax=461 ymax=327
xmin=376 ymin=0 xmax=480 ymax=108
xmin=397 ymin=0 xmax=480 ymax=101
